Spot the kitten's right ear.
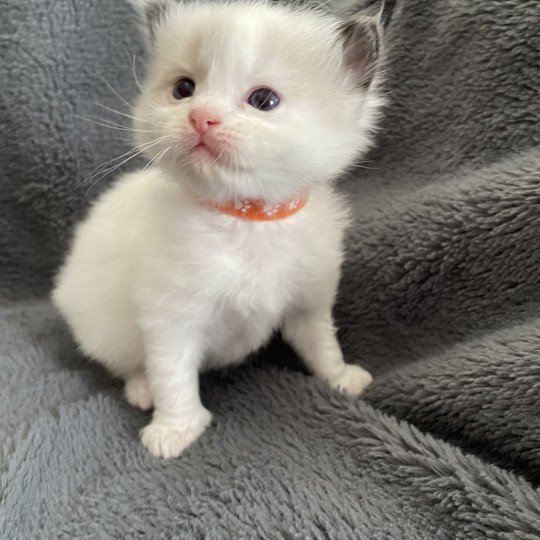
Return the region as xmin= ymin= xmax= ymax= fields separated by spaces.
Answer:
xmin=339 ymin=5 xmax=384 ymax=89
xmin=128 ymin=0 xmax=176 ymax=44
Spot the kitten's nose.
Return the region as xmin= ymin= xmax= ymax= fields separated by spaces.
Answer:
xmin=189 ymin=108 xmax=221 ymax=135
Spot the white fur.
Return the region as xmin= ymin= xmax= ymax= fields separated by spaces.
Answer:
xmin=53 ymin=0 xmax=382 ymax=458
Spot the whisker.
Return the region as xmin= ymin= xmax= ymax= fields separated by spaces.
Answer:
xmin=101 ymin=143 xmax=175 ymax=216
xmin=234 ymin=153 xmax=240 ymax=205
xmin=227 ymin=154 xmax=233 ymax=202
xmin=84 ymin=135 xmax=170 ymax=180
xmin=142 ymin=143 xmax=173 ymax=173
xmin=91 ymin=102 xmax=159 ymax=126
xmin=78 ymin=136 xmax=171 ymax=192
xmin=78 ymin=116 xmax=132 ymax=132
xmin=77 ymin=115 xmax=163 ymax=134
xmin=131 ymin=53 xmax=142 ymax=91
xmin=207 ymin=147 xmax=227 ymax=169
xmin=98 ymin=73 xmax=133 ymax=110
xmin=82 ymin=151 xmax=145 ymax=197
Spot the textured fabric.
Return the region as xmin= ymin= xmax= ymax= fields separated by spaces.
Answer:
xmin=2 ymin=300 xmax=540 ymax=538
xmin=1 ymin=0 xmax=539 ymax=537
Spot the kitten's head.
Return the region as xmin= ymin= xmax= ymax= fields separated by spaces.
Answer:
xmin=130 ymin=0 xmax=385 ymax=203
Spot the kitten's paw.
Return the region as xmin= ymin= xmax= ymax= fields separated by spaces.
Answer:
xmin=140 ymin=409 xmax=212 ymax=459
xmin=125 ymin=373 xmax=153 ymax=411
xmin=329 ymin=364 xmax=373 ymax=396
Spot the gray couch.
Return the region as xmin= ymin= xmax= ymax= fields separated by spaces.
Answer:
xmin=1 ymin=0 xmax=539 ymax=537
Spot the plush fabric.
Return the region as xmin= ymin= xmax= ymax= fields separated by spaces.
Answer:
xmin=1 ymin=0 xmax=539 ymax=537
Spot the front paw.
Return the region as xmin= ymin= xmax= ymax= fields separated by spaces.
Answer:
xmin=140 ymin=408 xmax=212 ymax=459
xmin=328 ymin=364 xmax=373 ymax=396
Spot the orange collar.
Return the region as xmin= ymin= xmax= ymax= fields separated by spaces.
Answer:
xmin=211 ymin=195 xmax=308 ymax=221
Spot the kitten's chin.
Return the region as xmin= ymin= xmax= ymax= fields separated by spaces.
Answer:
xmin=159 ymin=159 xmax=306 ymax=205
xmin=159 ymin=158 xmax=236 ymax=201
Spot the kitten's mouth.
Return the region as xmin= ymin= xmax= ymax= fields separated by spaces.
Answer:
xmin=183 ymin=136 xmax=241 ymax=170
xmin=190 ymin=141 xmax=221 ymax=162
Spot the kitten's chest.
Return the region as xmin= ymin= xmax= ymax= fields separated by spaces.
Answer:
xmin=144 ymin=193 xmax=344 ymax=364
xmin=162 ymin=198 xmax=343 ymax=307
xmin=200 ymin=222 xmax=305 ymax=306
xmin=188 ymin=223 xmax=310 ymax=364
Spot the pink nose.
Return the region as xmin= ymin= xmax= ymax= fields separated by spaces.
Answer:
xmin=189 ymin=108 xmax=221 ymax=135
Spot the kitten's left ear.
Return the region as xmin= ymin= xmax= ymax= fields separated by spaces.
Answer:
xmin=339 ymin=7 xmax=384 ymax=89
xmin=128 ymin=0 xmax=176 ymax=44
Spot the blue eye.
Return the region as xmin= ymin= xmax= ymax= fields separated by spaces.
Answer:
xmin=247 ymin=88 xmax=280 ymax=111
xmin=173 ymin=78 xmax=195 ymax=99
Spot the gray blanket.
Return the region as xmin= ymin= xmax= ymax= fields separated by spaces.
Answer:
xmin=1 ymin=0 xmax=539 ymax=537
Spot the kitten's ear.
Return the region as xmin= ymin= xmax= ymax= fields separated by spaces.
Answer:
xmin=128 ymin=0 xmax=176 ymax=44
xmin=339 ymin=7 xmax=384 ymax=89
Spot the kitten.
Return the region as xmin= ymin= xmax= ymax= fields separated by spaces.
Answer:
xmin=52 ymin=0 xmax=385 ymax=459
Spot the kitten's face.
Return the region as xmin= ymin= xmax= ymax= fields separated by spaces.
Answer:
xmin=133 ymin=2 xmax=381 ymax=203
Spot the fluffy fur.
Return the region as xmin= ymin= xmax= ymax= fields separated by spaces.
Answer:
xmin=52 ymin=0 xmax=385 ymax=458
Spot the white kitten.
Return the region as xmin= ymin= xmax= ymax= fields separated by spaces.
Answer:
xmin=53 ymin=0 xmax=385 ymax=459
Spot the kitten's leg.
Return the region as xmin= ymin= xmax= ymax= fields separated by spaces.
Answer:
xmin=125 ymin=372 xmax=153 ymax=411
xmin=139 ymin=331 xmax=211 ymax=459
xmin=283 ymin=308 xmax=372 ymax=396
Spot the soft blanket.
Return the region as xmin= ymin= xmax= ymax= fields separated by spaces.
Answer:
xmin=1 ymin=0 xmax=539 ymax=537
